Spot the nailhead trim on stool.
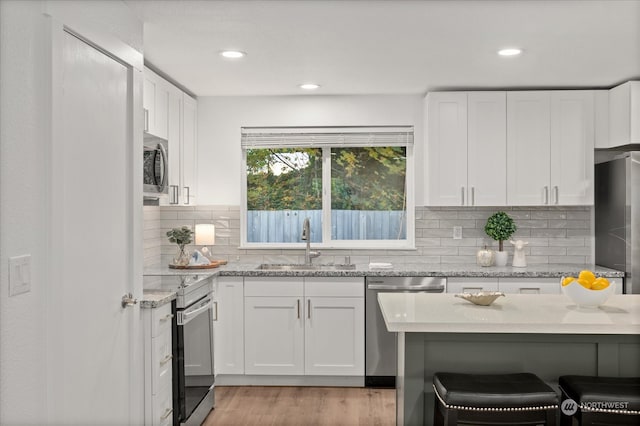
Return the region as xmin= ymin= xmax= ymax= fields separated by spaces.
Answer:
xmin=434 ymin=384 xmax=559 ymax=412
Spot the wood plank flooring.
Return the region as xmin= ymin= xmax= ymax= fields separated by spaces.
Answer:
xmin=202 ymin=386 xmax=396 ymax=426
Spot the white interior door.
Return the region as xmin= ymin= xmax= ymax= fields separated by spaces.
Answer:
xmin=49 ymin=30 xmax=136 ymax=424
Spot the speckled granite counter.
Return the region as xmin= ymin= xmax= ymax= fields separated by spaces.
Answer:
xmin=140 ymin=290 xmax=176 ymax=309
xmin=214 ymin=263 xmax=624 ymax=278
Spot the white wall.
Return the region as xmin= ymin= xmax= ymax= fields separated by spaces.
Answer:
xmin=197 ymin=95 xmax=425 ymax=205
xmin=0 ymin=1 xmax=142 ymax=423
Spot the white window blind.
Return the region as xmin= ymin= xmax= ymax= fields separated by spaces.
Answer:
xmin=241 ymin=126 xmax=414 ymax=148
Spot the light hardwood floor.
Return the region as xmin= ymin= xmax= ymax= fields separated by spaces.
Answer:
xmin=202 ymin=386 xmax=396 ymax=426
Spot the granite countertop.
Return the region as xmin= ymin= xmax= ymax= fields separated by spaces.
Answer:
xmin=140 ymin=290 xmax=176 ymax=309
xmin=378 ymin=293 xmax=640 ymax=334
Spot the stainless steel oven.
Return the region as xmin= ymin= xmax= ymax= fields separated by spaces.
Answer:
xmin=173 ymin=276 xmax=215 ymax=426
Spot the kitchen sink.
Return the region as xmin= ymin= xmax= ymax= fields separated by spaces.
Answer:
xmin=257 ymin=263 xmax=357 ymax=271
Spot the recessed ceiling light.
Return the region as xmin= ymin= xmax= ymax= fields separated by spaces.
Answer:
xmin=220 ymin=50 xmax=246 ymax=59
xmin=299 ymin=83 xmax=320 ymax=90
xmin=498 ymin=48 xmax=522 ymax=57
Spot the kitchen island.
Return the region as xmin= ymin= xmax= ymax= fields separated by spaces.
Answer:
xmin=377 ymin=293 xmax=640 ymax=426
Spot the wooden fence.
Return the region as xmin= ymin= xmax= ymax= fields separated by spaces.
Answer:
xmin=247 ymin=210 xmax=406 ymax=242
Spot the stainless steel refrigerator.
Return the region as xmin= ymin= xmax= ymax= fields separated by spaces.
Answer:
xmin=595 ymin=149 xmax=640 ymax=294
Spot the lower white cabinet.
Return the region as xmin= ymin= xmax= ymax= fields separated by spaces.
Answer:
xmin=243 ymin=276 xmax=364 ymax=377
xmin=143 ymin=303 xmax=174 ymax=426
xmin=446 ymin=278 xmax=499 ymax=293
xmin=499 ymin=278 xmax=560 ymax=294
xmin=213 ymin=276 xmax=244 ymax=375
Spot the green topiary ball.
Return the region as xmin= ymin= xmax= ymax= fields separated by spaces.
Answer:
xmin=484 ymin=211 xmax=516 ymax=251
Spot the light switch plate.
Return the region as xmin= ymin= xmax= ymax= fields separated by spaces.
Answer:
xmin=9 ymin=254 xmax=31 ymax=296
xmin=453 ymin=226 xmax=463 ymax=240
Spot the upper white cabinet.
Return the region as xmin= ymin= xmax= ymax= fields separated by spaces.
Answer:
xmin=426 ymin=92 xmax=506 ymax=206
xmin=606 ymin=81 xmax=640 ymax=148
xmin=156 ymin=79 xmax=198 ymax=206
xmin=143 ymin=67 xmax=169 ymax=140
xmin=507 ymin=91 xmax=594 ymax=205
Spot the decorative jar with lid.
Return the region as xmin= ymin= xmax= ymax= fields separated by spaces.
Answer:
xmin=476 ymin=246 xmax=495 ymax=267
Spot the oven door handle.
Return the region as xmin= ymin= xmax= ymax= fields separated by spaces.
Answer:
xmin=179 ymin=297 xmax=213 ymax=326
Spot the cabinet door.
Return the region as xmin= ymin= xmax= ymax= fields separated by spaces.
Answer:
xmin=550 ymin=91 xmax=594 ymax=205
xmin=244 ymin=296 xmax=304 ymax=375
xmin=446 ymin=278 xmax=499 ymax=293
xmin=427 ymin=92 xmax=468 ymax=206
xmin=143 ymin=68 xmax=169 ymax=139
xmin=182 ymin=93 xmax=197 ymax=205
xmin=468 ymin=92 xmax=507 ymax=206
xmin=214 ymin=277 xmax=244 ymax=375
xmin=499 ymin=278 xmax=560 ymax=295
xmin=304 ymin=297 xmax=364 ymax=376
xmin=143 ymin=76 xmax=155 ymax=134
xmin=507 ymin=92 xmax=551 ymax=205
xmin=163 ymin=86 xmax=182 ymax=205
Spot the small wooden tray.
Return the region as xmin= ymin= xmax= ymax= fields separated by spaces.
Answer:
xmin=169 ymin=260 xmax=228 ymax=270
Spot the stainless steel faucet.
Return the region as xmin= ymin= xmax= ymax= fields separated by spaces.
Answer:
xmin=301 ymin=217 xmax=321 ymax=264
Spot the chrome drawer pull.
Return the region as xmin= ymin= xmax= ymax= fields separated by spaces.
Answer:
xmin=159 ymin=313 xmax=174 ymax=323
xmin=161 ymin=408 xmax=173 ymax=421
xmin=159 ymin=354 xmax=173 ymax=366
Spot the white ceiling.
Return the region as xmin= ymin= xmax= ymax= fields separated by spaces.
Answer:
xmin=125 ymin=0 xmax=640 ymax=97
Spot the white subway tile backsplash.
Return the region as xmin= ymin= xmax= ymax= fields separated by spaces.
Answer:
xmin=142 ymin=205 xmax=594 ymax=267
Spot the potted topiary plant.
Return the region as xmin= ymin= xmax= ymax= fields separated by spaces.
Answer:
xmin=484 ymin=211 xmax=517 ymax=266
xmin=167 ymin=225 xmax=194 ymax=266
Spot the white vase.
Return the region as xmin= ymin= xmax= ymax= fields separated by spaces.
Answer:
xmin=494 ymin=251 xmax=508 ymax=267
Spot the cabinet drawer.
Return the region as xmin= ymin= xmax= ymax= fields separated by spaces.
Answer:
xmin=244 ymin=277 xmax=303 ymax=297
xmin=152 ymin=329 xmax=172 ymax=395
xmin=446 ymin=278 xmax=498 ymax=293
xmin=499 ymin=278 xmax=560 ymax=294
xmin=305 ymin=277 xmax=364 ymax=297
xmin=152 ymin=378 xmax=173 ymax=426
xmin=151 ymin=303 xmax=173 ymax=338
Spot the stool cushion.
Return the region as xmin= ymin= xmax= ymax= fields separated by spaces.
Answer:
xmin=559 ymin=375 xmax=640 ymax=412
xmin=433 ymin=372 xmax=558 ymax=409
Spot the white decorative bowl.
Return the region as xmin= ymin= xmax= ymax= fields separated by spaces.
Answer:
xmin=455 ymin=292 xmax=505 ymax=306
xmin=561 ymin=278 xmax=615 ymax=308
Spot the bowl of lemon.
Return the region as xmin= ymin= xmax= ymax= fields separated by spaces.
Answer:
xmin=561 ymin=270 xmax=615 ymax=308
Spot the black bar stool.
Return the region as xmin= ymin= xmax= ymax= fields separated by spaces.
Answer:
xmin=433 ymin=372 xmax=558 ymax=425
xmin=559 ymin=375 xmax=640 ymax=426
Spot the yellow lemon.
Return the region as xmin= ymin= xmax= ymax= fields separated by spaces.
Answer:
xmin=577 ymin=278 xmax=592 ymax=289
xmin=562 ymin=276 xmax=575 ymax=287
xmin=591 ymin=277 xmax=610 ymax=290
xmin=578 ymin=270 xmax=596 ymax=285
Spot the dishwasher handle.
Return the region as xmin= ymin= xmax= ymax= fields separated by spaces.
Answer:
xmin=367 ymin=284 xmax=445 ymax=292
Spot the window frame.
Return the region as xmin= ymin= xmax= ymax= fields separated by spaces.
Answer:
xmin=240 ymin=127 xmax=415 ymax=250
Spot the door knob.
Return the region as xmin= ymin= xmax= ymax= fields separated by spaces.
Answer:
xmin=121 ymin=293 xmax=138 ymax=308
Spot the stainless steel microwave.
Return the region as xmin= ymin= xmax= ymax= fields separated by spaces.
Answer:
xmin=143 ymin=134 xmax=168 ymax=196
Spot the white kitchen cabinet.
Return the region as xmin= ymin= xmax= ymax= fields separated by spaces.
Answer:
xmin=181 ymin=93 xmax=197 ymax=205
xmin=143 ymin=67 xmax=169 ymax=140
xmin=607 ymin=81 xmax=640 ymax=148
xmin=304 ymin=278 xmax=364 ymax=376
xmin=426 ymin=92 xmax=506 ymax=206
xmin=143 ymin=303 xmax=174 ymax=426
xmin=446 ymin=278 xmax=498 ymax=293
xmin=244 ymin=277 xmax=304 ymax=375
xmin=498 ymin=278 xmax=560 ymax=295
xmin=214 ymin=277 xmax=244 ymax=375
xmin=243 ymin=276 xmax=365 ymax=377
xmin=507 ymin=91 xmax=594 ymax=205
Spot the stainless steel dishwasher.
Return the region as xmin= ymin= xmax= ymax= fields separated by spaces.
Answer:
xmin=365 ymin=276 xmax=446 ymax=387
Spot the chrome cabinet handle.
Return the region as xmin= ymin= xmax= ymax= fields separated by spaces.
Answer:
xmin=159 ymin=354 xmax=173 ymax=366
xmin=160 ymin=408 xmax=173 ymax=421
xmin=461 ymin=187 xmax=465 ymax=206
xmin=554 ymin=186 xmax=559 ymax=205
xmin=159 ymin=313 xmax=174 ymax=323
xmin=519 ymin=287 xmax=541 ymax=294
xmin=307 ymin=299 xmax=311 ymax=319
xmin=213 ymin=301 xmax=218 ymax=321
xmin=297 ymin=299 xmax=300 ymax=319
xmin=184 ymin=186 xmax=190 ymax=205
xmin=544 ymin=186 xmax=549 ymax=204
xmin=471 ymin=187 xmax=475 ymax=206
xmin=169 ymin=185 xmax=179 ymax=204
xmin=462 ymin=287 xmax=483 ymax=293
xmin=121 ymin=293 xmax=137 ymax=308
xmin=143 ymin=108 xmax=149 ymax=132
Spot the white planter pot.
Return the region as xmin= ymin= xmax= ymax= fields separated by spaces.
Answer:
xmin=494 ymin=251 xmax=508 ymax=267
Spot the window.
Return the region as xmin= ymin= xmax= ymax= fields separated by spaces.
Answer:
xmin=241 ymin=127 xmax=414 ymax=248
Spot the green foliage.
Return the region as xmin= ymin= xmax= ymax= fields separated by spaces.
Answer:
xmin=484 ymin=212 xmax=516 ymax=251
xmin=166 ymin=226 xmax=193 ymax=246
xmin=246 ymin=147 xmax=406 ymax=211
